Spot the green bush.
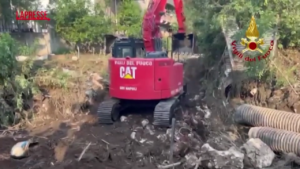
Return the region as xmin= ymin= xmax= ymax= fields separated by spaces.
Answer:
xmin=0 ymin=33 xmax=38 ymax=126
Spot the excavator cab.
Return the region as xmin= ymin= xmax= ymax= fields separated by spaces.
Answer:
xmin=112 ymin=37 xmax=145 ymax=58
xmin=111 ymin=37 xmax=168 ymax=58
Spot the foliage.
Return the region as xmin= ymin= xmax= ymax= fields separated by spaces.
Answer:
xmin=117 ymin=0 xmax=143 ymax=37
xmin=53 ymin=48 xmax=71 ymax=55
xmin=49 ymin=0 xmax=113 ymax=47
xmin=0 ymin=0 xmax=39 ymax=21
xmin=162 ymin=37 xmax=172 ymax=51
xmin=184 ymin=0 xmax=300 ymax=86
xmin=0 ymin=33 xmax=37 ymax=126
xmin=34 ymin=68 xmax=71 ymax=89
xmin=0 ymin=33 xmax=73 ymax=126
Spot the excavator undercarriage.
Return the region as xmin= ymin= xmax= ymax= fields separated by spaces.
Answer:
xmin=97 ymin=85 xmax=186 ymax=127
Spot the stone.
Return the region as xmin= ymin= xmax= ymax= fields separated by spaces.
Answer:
xmin=120 ymin=116 xmax=128 ymax=122
xmin=15 ymin=55 xmax=28 ymax=62
xmin=71 ymin=56 xmax=78 ymax=61
xmin=184 ymin=152 xmax=199 ymax=168
xmin=141 ymin=119 xmax=149 ymax=127
xmin=250 ymin=88 xmax=258 ymax=96
xmin=200 ymin=143 xmax=244 ymax=169
xmin=241 ymin=138 xmax=275 ymax=168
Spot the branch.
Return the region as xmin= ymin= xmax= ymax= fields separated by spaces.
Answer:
xmin=212 ymin=0 xmax=224 ymax=7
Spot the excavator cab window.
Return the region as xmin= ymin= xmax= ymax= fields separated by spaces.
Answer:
xmin=117 ymin=47 xmax=133 ymax=58
xmin=112 ymin=38 xmax=145 ymax=58
xmin=112 ymin=37 xmax=167 ymax=58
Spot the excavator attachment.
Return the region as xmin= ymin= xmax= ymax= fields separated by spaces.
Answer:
xmin=171 ymin=33 xmax=196 ymax=62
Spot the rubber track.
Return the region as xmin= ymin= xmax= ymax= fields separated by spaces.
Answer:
xmin=153 ymin=97 xmax=178 ymax=127
xmin=97 ymin=99 xmax=119 ymax=124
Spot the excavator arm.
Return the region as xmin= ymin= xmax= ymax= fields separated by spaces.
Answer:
xmin=142 ymin=0 xmax=191 ymax=53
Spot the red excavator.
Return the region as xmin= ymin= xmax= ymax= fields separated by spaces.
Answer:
xmin=97 ymin=0 xmax=194 ymax=126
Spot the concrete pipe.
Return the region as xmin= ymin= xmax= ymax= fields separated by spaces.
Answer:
xmin=249 ymin=127 xmax=300 ymax=156
xmin=234 ymin=104 xmax=300 ymax=132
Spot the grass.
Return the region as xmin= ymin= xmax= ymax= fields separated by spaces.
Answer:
xmin=13 ymin=54 xmax=110 ymax=128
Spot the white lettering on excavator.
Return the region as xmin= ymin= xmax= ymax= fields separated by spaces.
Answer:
xmin=126 ymin=61 xmax=135 ymax=65
xmin=120 ymin=66 xmax=137 ymax=79
xmin=136 ymin=61 xmax=152 ymax=66
xmin=120 ymin=86 xmax=137 ymax=91
xmin=114 ymin=60 xmax=125 ymax=65
xmin=115 ymin=60 xmax=152 ymax=66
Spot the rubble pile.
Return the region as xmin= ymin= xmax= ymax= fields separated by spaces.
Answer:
xmin=240 ymin=82 xmax=300 ymax=113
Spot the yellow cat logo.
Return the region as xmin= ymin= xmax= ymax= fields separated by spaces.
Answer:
xmin=120 ymin=66 xmax=137 ymax=79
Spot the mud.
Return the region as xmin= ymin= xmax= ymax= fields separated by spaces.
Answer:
xmin=0 ymin=115 xmax=166 ymax=169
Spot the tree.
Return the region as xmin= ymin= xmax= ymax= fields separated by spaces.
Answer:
xmin=185 ymin=0 xmax=300 ymax=50
xmin=49 ymin=0 xmax=113 ymax=49
xmin=0 ymin=0 xmax=39 ymax=27
xmin=184 ymin=0 xmax=300 ymax=85
xmin=117 ymin=0 xmax=143 ymax=37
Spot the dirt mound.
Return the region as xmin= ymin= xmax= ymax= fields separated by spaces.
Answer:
xmin=239 ymin=81 xmax=300 ymax=112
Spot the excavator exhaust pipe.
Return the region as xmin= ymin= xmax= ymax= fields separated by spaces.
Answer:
xmin=171 ymin=33 xmax=196 ymax=62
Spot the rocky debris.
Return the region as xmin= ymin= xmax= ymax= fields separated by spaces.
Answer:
xmin=281 ymin=153 xmax=300 ymax=165
xmin=145 ymin=125 xmax=155 ymax=135
xmin=16 ymin=55 xmax=28 ymax=61
xmin=120 ymin=116 xmax=128 ymax=122
xmin=250 ymin=88 xmax=258 ymax=96
xmin=15 ymin=55 xmax=49 ymax=62
xmin=141 ymin=119 xmax=149 ymax=127
xmin=89 ymin=72 xmax=104 ymax=90
xmin=200 ymin=143 xmax=244 ymax=169
xmin=241 ymin=138 xmax=275 ymax=168
xmin=71 ymin=56 xmax=79 ymax=61
xmin=240 ymin=81 xmax=300 ymax=112
xmin=184 ymin=152 xmax=199 ymax=168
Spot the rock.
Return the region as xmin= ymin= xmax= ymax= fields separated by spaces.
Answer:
xmin=257 ymin=86 xmax=267 ymax=103
xmin=173 ymin=142 xmax=189 ymax=156
xmin=272 ymin=89 xmax=284 ymax=97
xmin=120 ymin=116 xmax=128 ymax=122
xmin=157 ymin=134 xmax=167 ymax=142
xmin=250 ymin=88 xmax=257 ymax=96
xmin=184 ymin=152 xmax=199 ymax=168
xmin=145 ymin=125 xmax=155 ymax=135
xmin=16 ymin=55 xmax=28 ymax=62
xmin=71 ymin=56 xmax=78 ymax=61
xmin=166 ymin=128 xmax=180 ymax=141
xmin=141 ymin=119 xmax=149 ymax=127
xmin=200 ymin=143 xmax=244 ymax=169
xmin=281 ymin=153 xmax=300 ymax=165
xmin=286 ymin=89 xmax=299 ymax=107
xmin=130 ymin=131 xmax=141 ymax=142
xmin=292 ymin=101 xmax=300 ymax=113
xmin=35 ymin=55 xmax=48 ymax=60
xmin=90 ymin=73 xmax=104 ymax=90
xmin=241 ymin=138 xmax=275 ymax=168
xmin=192 ymin=95 xmax=199 ymax=101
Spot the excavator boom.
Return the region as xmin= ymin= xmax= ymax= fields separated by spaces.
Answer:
xmin=142 ymin=0 xmax=189 ymax=52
